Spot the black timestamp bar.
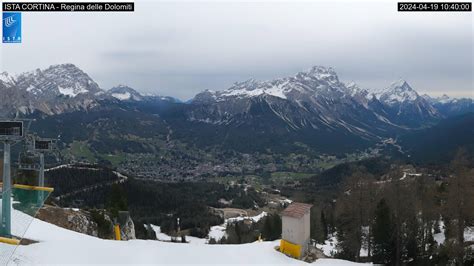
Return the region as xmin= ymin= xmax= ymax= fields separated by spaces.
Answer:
xmin=2 ymin=2 xmax=134 ymax=12
xmin=398 ymin=2 xmax=472 ymax=12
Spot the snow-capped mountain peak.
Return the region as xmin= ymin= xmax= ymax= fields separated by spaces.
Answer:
xmin=0 ymin=71 xmax=15 ymax=86
xmin=436 ymin=94 xmax=453 ymax=104
xmin=344 ymin=81 xmax=374 ymax=105
xmin=421 ymin=93 xmax=433 ymax=101
xmin=194 ymin=65 xmax=351 ymax=102
xmin=376 ymin=79 xmax=419 ymax=105
xmin=0 ymin=63 xmax=107 ymax=116
xmin=233 ymin=78 xmax=259 ymax=87
xmin=303 ymin=65 xmax=339 ymax=84
xmin=345 ymin=81 xmax=357 ymax=89
xmin=389 ymin=79 xmax=410 ymax=90
xmin=14 ymin=63 xmax=102 ymax=98
xmin=107 ymin=85 xmax=143 ymax=101
xmin=346 ymin=81 xmax=367 ymax=96
xmin=427 ymin=93 xmax=470 ymax=106
xmin=422 ymin=93 xmax=467 ymax=105
xmin=220 ymin=78 xmax=288 ymax=99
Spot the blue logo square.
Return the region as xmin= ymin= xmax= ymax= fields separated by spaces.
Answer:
xmin=3 ymin=12 xmax=22 ymax=43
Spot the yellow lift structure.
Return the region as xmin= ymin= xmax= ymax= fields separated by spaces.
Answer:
xmin=11 ymin=184 xmax=54 ymax=192
xmin=0 ymin=183 xmax=54 ymax=193
xmin=114 ymin=224 xmax=121 ymax=241
xmin=0 ymin=120 xmax=56 ymax=262
xmin=279 ymin=239 xmax=302 ymax=259
xmin=0 ymin=183 xmax=54 ymax=246
xmin=0 ymin=237 xmax=20 ymax=245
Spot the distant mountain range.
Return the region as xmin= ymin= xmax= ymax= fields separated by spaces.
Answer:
xmin=1 ymin=63 xmax=472 ymax=157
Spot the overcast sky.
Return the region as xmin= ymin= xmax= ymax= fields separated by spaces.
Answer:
xmin=1 ymin=0 xmax=472 ymax=100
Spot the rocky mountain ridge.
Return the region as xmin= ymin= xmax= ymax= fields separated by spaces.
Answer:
xmin=0 ymin=64 xmax=169 ymax=116
xmin=189 ymin=66 xmax=447 ymax=131
xmin=1 ymin=63 xmax=472 ymax=154
xmin=1 ymin=63 xmax=470 ymax=118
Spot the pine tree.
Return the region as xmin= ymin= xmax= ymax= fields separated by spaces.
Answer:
xmin=262 ymin=214 xmax=282 ymax=241
xmin=414 ymin=174 xmax=438 ymax=262
xmin=372 ymin=198 xmax=392 ymax=264
xmin=335 ymin=198 xmax=362 ymax=260
xmin=335 ymin=170 xmax=372 ymax=261
xmin=262 ymin=215 xmax=273 ymax=240
xmin=107 ymin=183 xmax=127 ymax=218
xmin=321 ymin=211 xmax=329 ymax=241
xmin=405 ymin=214 xmax=419 ymax=261
xmin=444 ymin=149 xmax=474 ymax=265
xmin=310 ymin=208 xmax=323 ymax=243
xmin=271 ymin=214 xmax=282 ymax=240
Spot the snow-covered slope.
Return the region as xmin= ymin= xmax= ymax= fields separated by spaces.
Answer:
xmin=7 ymin=209 xmax=369 ymax=265
xmin=151 ymin=212 xmax=268 ymax=245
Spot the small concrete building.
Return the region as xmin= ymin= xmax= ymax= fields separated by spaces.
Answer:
xmin=280 ymin=202 xmax=313 ymax=259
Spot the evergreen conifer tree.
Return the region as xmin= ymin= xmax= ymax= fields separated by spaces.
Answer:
xmin=372 ymin=198 xmax=393 ymax=264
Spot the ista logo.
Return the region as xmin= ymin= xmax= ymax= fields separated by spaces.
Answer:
xmin=3 ymin=12 xmax=22 ymax=43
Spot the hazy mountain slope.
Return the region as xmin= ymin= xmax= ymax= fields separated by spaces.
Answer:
xmin=29 ymin=101 xmax=170 ymax=154
xmin=398 ymin=112 xmax=474 ymax=163
xmin=423 ymin=94 xmax=474 ymax=117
